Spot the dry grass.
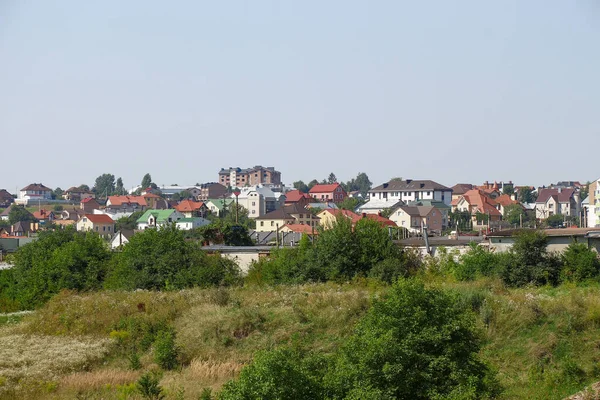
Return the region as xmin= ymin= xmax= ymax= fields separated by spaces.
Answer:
xmin=59 ymin=368 xmax=141 ymax=391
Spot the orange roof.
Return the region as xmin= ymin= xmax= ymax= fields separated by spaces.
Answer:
xmin=285 ymin=190 xmax=312 ymax=202
xmin=309 ymin=183 xmax=344 ymax=193
xmin=81 ymin=197 xmax=97 ymax=203
xmin=108 ymin=195 xmax=147 ymax=207
xmin=175 ymin=200 xmax=205 ymax=213
xmin=33 ymin=209 xmax=52 ymax=220
xmin=320 ymin=208 xmax=362 ymax=224
xmin=82 ymin=214 xmax=114 ymax=224
xmin=282 ymin=224 xmax=318 ymax=234
xmin=461 ymin=189 xmax=502 ymax=216
xmin=364 ymin=214 xmax=396 ymax=226
xmin=495 ymin=194 xmax=520 ymax=207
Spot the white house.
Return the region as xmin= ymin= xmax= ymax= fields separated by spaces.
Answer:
xmin=367 ymin=179 xmax=453 ymax=206
xmin=19 ymin=183 xmax=53 ymax=202
xmin=137 ymin=209 xmax=185 ymax=230
xmin=234 ymin=185 xmax=286 ymax=218
xmin=535 ymin=188 xmax=581 ymax=220
xmin=110 ymin=229 xmax=135 ymax=249
xmin=175 ymin=217 xmax=211 ymax=230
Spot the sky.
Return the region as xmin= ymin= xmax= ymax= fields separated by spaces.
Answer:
xmin=1 ymin=1 xmax=599 ymax=193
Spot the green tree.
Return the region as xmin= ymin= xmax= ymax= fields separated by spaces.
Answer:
xmin=179 ymin=190 xmax=192 ymax=200
xmin=115 ymin=211 xmax=144 ymax=232
xmin=502 ymin=185 xmax=515 ymax=196
xmin=141 ymin=173 xmax=153 ymax=189
xmin=517 ymin=187 xmax=536 ymax=203
xmin=504 ymin=204 xmax=527 ymax=226
xmin=326 ymin=279 xmax=498 ymax=399
xmin=78 ymin=184 xmax=90 ymax=192
xmin=115 ymin=177 xmax=125 ymax=195
xmin=94 ymin=173 xmax=116 ymax=198
xmin=344 ymin=172 xmax=372 ymax=197
xmin=293 ymin=180 xmax=309 ymax=193
xmin=327 ymin=173 xmax=338 ymax=184
xmin=307 ymin=179 xmax=319 ymax=191
xmin=8 ymin=205 xmax=36 ymax=224
xmin=561 ymin=242 xmax=600 ymax=282
xmin=52 ymin=187 xmax=64 ymax=200
xmin=338 ymin=197 xmax=362 ymax=211
xmin=546 ymin=214 xmax=564 ymax=228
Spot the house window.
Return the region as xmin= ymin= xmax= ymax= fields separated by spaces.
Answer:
xmin=103 ymin=226 xmax=106 ymax=231
xmin=108 ymin=226 xmax=111 ymax=232
xmin=427 ymin=192 xmax=431 ymax=196
xmin=271 ymin=221 xmax=274 ymax=226
xmin=260 ymin=221 xmax=264 ymax=227
xmin=252 ymin=210 xmax=256 ymax=214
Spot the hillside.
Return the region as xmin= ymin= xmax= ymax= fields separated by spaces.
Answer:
xmin=1 ymin=279 xmax=600 ymax=399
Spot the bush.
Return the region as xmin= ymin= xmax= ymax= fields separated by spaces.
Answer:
xmin=325 ymin=279 xmax=499 ymax=399
xmin=154 ymin=328 xmax=179 ymax=370
xmin=457 ymin=243 xmax=500 ymax=281
xmin=137 ymin=371 xmax=165 ymax=400
xmin=561 ymin=242 xmax=600 ymax=282
xmin=219 ymin=348 xmax=327 ymax=400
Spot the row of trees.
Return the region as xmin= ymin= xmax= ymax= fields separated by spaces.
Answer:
xmin=0 ymin=226 xmax=241 ymax=311
xmin=293 ymin=172 xmax=373 ymax=198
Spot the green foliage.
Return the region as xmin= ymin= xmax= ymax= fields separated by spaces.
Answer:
xmin=52 ymin=187 xmax=63 ymax=200
xmin=449 ymin=210 xmax=472 ymax=231
xmin=502 ymin=185 xmax=515 ymax=196
xmin=326 ymin=279 xmax=498 ymax=399
xmin=561 ymin=242 xmax=600 ymax=282
xmin=115 ymin=211 xmax=144 ymax=232
xmin=52 ymin=204 xmax=63 ymax=212
xmin=94 ymin=173 xmax=116 ymax=197
xmin=292 ymin=180 xmax=309 ymax=193
xmin=546 ymin=214 xmax=564 ymax=228
xmin=105 ymin=225 xmax=241 ymax=290
xmin=456 ymin=243 xmax=502 ymax=281
xmin=8 ymin=205 xmax=36 ymax=224
xmin=327 ymin=172 xmax=338 ymax=184
xmin=501 ymin=231 xmax=561 ymax=287
xmin=154 ymin=328 xmax=179 ymax=370
xmin=0 ymin=227 xmax=111 ymax=310
xmin=137 ymin=371 xmax=165 ymax=400
xmin=518 ymin=187 xmax=537 ymax=203
xmin=115 ymin=177 xmax=125 ymax=194
xmin=219 ymin=348 xmax=328 ymax=400
xmin=338 ymin=197 xmax=363 ymax=211
xmin=504 ymin=204 xmax=527 ymax=226
xmin=141 ymin=173 xmax=153 ymax=189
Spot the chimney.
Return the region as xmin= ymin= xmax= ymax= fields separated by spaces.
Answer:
xmin=362 ymin=213 xmax=367 ymax=218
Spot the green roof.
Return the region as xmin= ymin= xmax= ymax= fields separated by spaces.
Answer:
xmin=177 ymin=217 xmax=202 ymax=223
xmin=206 ymin=198 xmax=235 ymax=211
xmin=137 ymin=209 xmax=179 ymax=224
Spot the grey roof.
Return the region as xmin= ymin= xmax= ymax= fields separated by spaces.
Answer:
xmin=395 ymin=205 xmax=435 ymax=217
xmin=370 ymin=179 xmax=451 ymax=193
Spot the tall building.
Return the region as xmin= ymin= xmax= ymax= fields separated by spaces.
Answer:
xmin=218 ymin=166 xmax=281 ymax=188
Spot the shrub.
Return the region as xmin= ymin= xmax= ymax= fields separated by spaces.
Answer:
xmin=137 ymin=372 xmax=164 ymax=400
xmin=561 ymin=242 xmax=600 ymax=282
xmin=153 ymin=328 xmax=179 ymax=370
xmin=457 ymin=243 xmax=500 ymax=280
xmin=501 ymin=231 xmax=561 ymax=286
xmin=325 ymin=279 xmax=499 ymax=399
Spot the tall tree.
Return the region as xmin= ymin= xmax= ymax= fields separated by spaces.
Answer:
xmin=52 ymin=187 xmax=63 ymax=200
xmin=115 ymin=177 xmax=124 ymax=195
xmin=307 ymin=179 xmax=319 ymax=191
xmin=517 ymin=187 xmax=536 ymax=203
xmin=293 ymin=180 xmax=309 ymax=193
xmin=141 ymin=173 xmax=152 ymax=189
xmin=78 ymin=184 xmax=90 ymax=192
xmin=9 ymin=205 xmax=37 ymax=225
xmin=94 ymin=173 xmax=116 ymax=198
xmin=327 ymin=173 xmax=338 ymax=184
xmin=344 ymin=172 xmax=372 ymax=197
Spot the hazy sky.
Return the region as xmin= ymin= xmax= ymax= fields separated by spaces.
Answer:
xmin=1 ymin=1 xmax=599 ymax=192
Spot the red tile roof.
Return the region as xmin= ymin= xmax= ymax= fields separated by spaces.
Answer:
xmin=309 ymin=183 xmax=344 ymax=193
xmin=536 ymin=188 xmax=576 ymax=204
xmin=175 ymin=200 xmax=205 ymax=213
xmin=285 ymin=190 xmax=312 ymax=202
xmin=364 ymin=213 xmax=396 ymax=226
xmin=320 ymin=209 xmax=362 ymax=224
xmin=21 ymin=183 xmax=52 ymax=192
xmin=33 ymin=209 xmax=53 ymax=220
xmin=460 ymin=189 xmax=502 ymax=217
xmin=282 ymin=224 xmax=318 ymax=234
xmin=495 ymin=194 xmax=521 ymax=207
xmin=108 ymin=195 xmax=147 ymax=207
xmin=81 ymin=197 xmax=97 ymax=203
xmin=82 ymin=214 xmax=114 ymax=224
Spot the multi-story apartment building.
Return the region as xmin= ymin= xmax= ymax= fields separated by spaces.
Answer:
xmin=218 ymin=166 xmax=281 ymax=188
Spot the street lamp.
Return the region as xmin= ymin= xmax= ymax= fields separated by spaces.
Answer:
xmin=233 ymin=190 xmax=241 ymax=224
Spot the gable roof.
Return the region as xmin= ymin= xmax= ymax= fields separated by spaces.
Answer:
xmin=285 ymin=190 xmax=312 ymax=202
xmin=175 ymin=200 xmax=205 ymax=213
xmin=459 ymin=189 xmax=502 ymax=216
xmin=309 ymin=183 xmax=344 ymax=193
xmin=282 ymin=224 xmax=317 ymax=234
xmin=536 ymin=188 xmax=576 ymax=204
xmin=371 ymin=179 xmax=451 ymax=193
xmin=82 ymin=214 xmax=114 ymax=224
xmin=20 ymin=183 xmax=52 ymax=192
xmin=495 ymin=194 xmax=521 ymax=207
xmin=451 ymin=184 xmax=473 ymax=196
xmin=108 ymin=195 xmax=147 ymax=207
xmin=137 ymin=209 xmax=179 ymax=224
xmin=255 ymin=204 xmax=313 ymax=220
xmin=114 ymin=229 xmax=135 ymax=240
xmin=205 ymin=198 xmax=236 ymax=211
xmin=33 ymin=210 xmax=53 ymax=220
xmin=318 ymin=209 xmax=363 ymax=224
xmin=364 ymin=213 xmax=397 ymax=226
xmin=0 ymin=189 xmax=14 ymax=201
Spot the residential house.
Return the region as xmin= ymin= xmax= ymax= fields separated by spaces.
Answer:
xmin=234 ymin=185 xmax=285 ymax=218
xmin=451 ymin=184 xmax=474 ymax=201
xmin=587 ymin=179 xmax=599 ymax=228
xmin=309 ymin=183 xmax=347 ymax=204
xmin=175 ymin=217 xmax=211 ymax=231
xmin=137 ymin=209 xmax=184 ymax=230
xmin=106 ymin=196 xmax=148 ymax=213
xmin=317 ymin=209 xmax=362 ymax=229
xmin=198 ymin=183 xmax=228 ymax=201
xmin=280 ymin=224 xmax=318 ymax=236
xmin=356 ymin=199 xmax=403 ymax=215
xmin=174 ymin=200 xmax=208 ymax=218
xmin=451 ymin=189 xmax=503 ymax=230
xmin=367 ymin=179 xmax=453 ymax=207
xmin=284 ymin=190 xmax=314 ymax=209
xmin=306 ymin=202 xmax=338 ymax=211
xmin=76 ymin=214 xmax=115 ymax=237
xmin=11 ymin=221 xmax=38 ymax=237
xmin=63 ymin=187 xmax=94 ymax=202
xmin=475 ymin=181 xmax=502 ymax=199
xmin=406 ymin=200 xmax=451 ymax=230
xmin=205 ymin=198 xmax=236 ymax=217
xmin=152 ymin=186 xmax=201 ymax=200
xmin=0 ymin=189 xmax=14 ymax=208
xmin=110 ymin=229 xmax=135 ymax=250
xmin=0 ymin=205 xmax=35 ymax=223
xmin=535 ymin=188 xmax=581 ymax=220
xmin=19 ymin=183 xmax=52 ymax=202
xmin=255 ymin=204 xmax=320 ymax=233
xmin=494 ymin=194 xmax=523 ymax=216
xmin=61 ymin=207 xmax=85 ymax=221
xmin=81 ymin=197 xmax=101 ymax=213
xmin=32 ymin=209 xmax=55 ymax=224
xmin=218 ymin=166 xmax=282 ymax=188
xmin=389 ymin=205 xmax=444 ymax=234
xmin=364 ymin=213 xmax=397 ymax=227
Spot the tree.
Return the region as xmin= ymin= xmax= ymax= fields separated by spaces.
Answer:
xmin=327 ymin=173 xmax=338 ymax=184
xmin=546 ymin=214 xmax=564 ymax=228
xmin=504 ymin=204 xmax=527 ymax=226
xmin=94 ymin=173 xmax=116 ymax=198
xmin=326 ymin=279 xmax=498 ymax=399
xmin=293 ymin=180 xmax=309 ymax=193
xmin=561 ymin=242 xmax=600 ymax=282
xmin=115 ymin=211 xmax=144 ymax=232
xmin=8 ymin=205 xmax=36 ymax=224
xmin=52 ymin=187 xmax=63 ymax=200
xmin=517 ymin=187 xmax=536 ymax=203
xmin=338 ymin=197 xmax=363 ymax=211
xmin=307 ymin=179 xmax=319 ymax=191
xmin=115 ymin=177 xmax=124 ymax=195
xmin=141 ymin=173 xmax=152 ymax=189
xmin=78 ymin=184 xmax=90 ymax=192
xmin=179 ymin=190 xmax=192 ymax=200
xmin=502 ymin=185 xmax=515 ymax=196
xmin=344 ymin=172 xmax=373 ymax=197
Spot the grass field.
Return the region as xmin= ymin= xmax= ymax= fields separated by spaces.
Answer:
xmin=1 ymin=279 xmax=600 ymax=399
